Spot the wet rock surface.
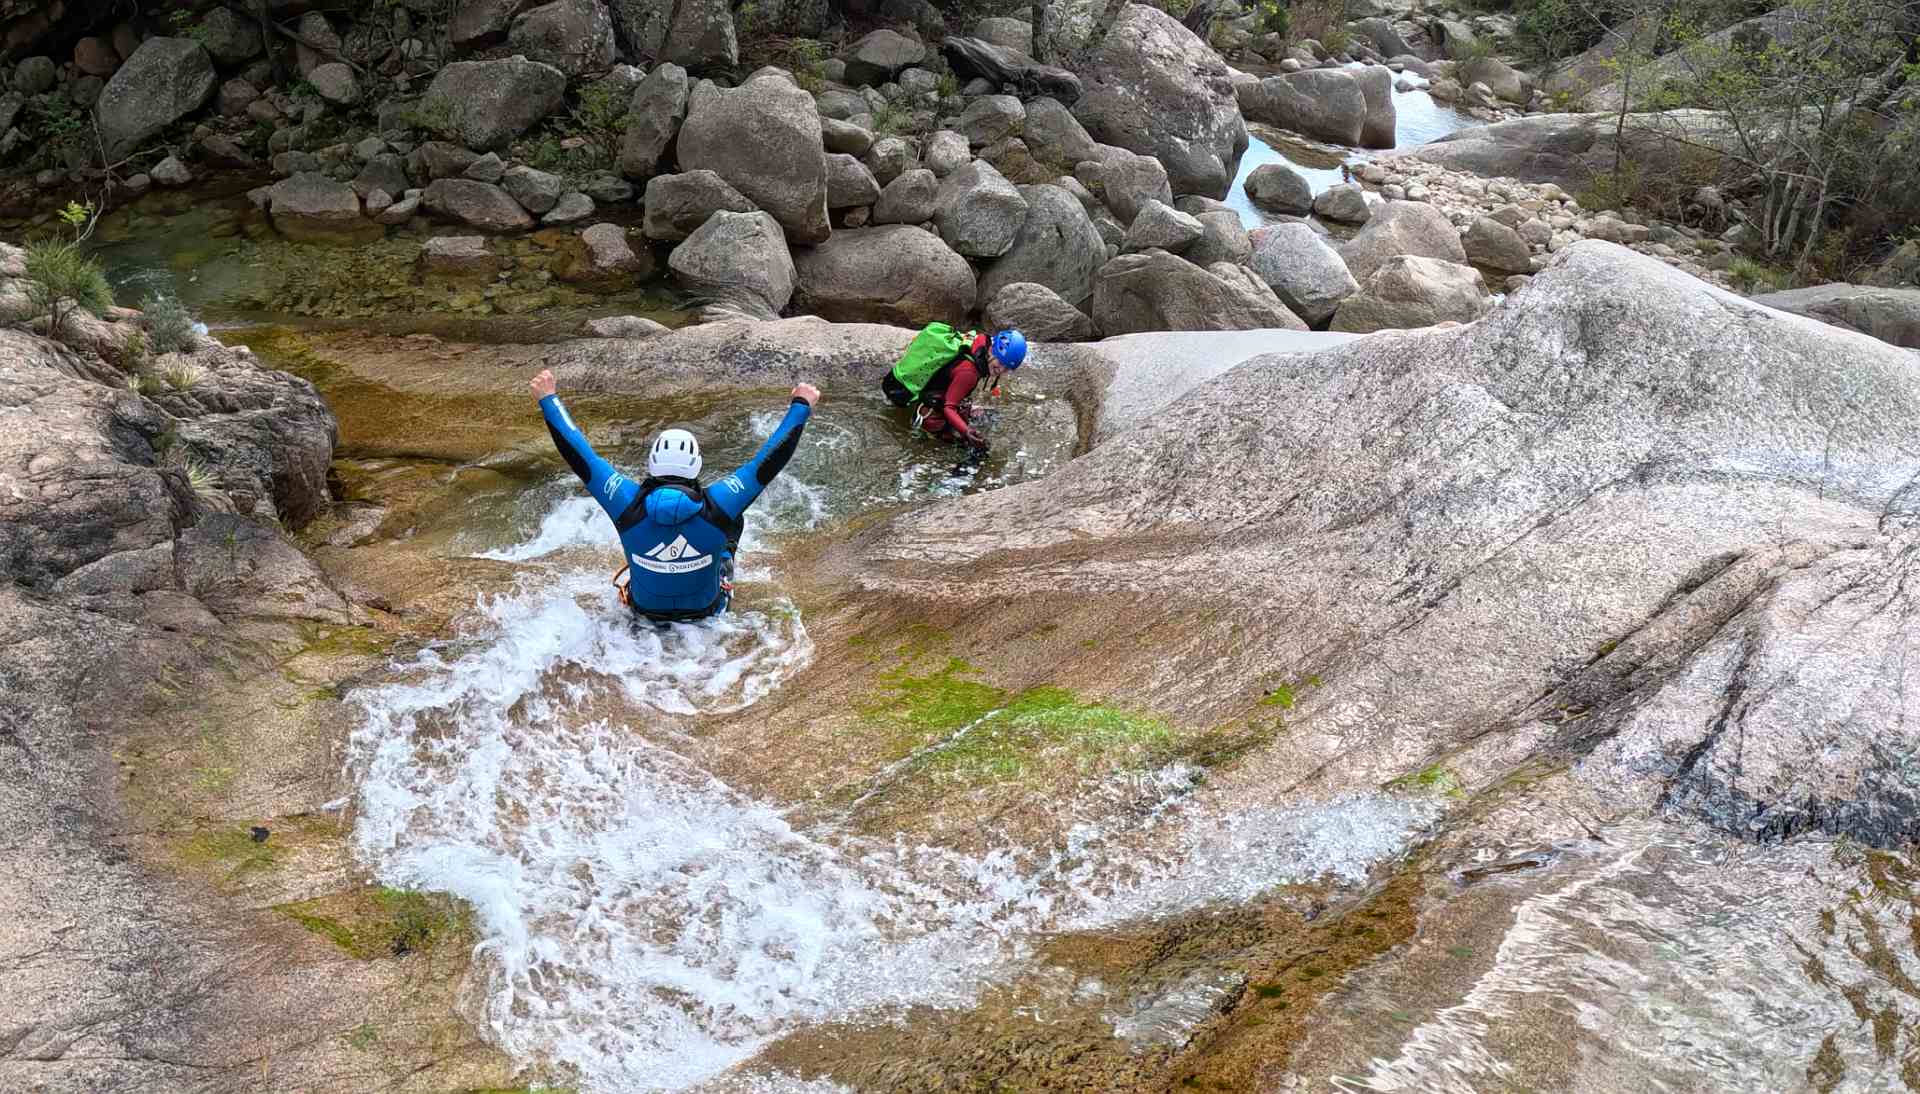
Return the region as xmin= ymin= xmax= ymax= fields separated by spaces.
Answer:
xmin=847 ymin=243 xmax=1920 ymax=853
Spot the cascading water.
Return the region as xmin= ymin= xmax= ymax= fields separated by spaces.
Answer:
xmin=342 ymin=404 xmax=1435 ymax=1091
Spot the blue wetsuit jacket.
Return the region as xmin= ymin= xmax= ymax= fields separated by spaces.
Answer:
xmin=539 ymin=394 xmax=812 ymax=619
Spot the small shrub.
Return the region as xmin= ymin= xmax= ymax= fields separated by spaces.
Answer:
xmin=169 ymin=451 xmax=221 ymax=499
xmin=22 ymin=239 xmax=114 ymax=341
xmin=936 ymin=71 xmax=959 ymax=99
xmin=143 ymin=292 xmax=198 ymax=354
xmin=871 ymin=101 xmax=916 ymax=136
xmin=1319 ymin=24 xmax=1353 ymax=55
xmin=163 ymin=359 xmax=207 ymax=391
xmin=1725 ymin=256 xmax=1787 ymax=293
xmin=122 ymin=329 xmax=147 ymax=366
xmin=129 ymin=370 xmax=168 ymax=397
xmin=23 ymin=95 xmax=89 ymax=170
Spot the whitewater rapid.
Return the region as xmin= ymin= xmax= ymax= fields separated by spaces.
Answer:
xmin=342 ymin=421 xmax=1433 ymax=1092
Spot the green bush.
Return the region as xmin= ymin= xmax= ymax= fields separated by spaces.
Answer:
xmin=1724 ymin=255 xmax=1788 ymax=293
xmin=22 ymin=239 xmax=114 ymax=341
xmin=142 ymin=292 xmax=198 ymax=355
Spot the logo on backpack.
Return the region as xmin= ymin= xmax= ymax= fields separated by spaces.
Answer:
xmin=633 ymin=534 xmax=713 ymax=574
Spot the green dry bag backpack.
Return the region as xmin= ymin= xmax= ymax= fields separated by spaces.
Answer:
xmin=888 ymin=322 xmax=971 ymax=401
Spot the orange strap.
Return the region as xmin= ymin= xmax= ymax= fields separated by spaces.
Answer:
xmin=613 ymin=564 xmax=632 ymax=609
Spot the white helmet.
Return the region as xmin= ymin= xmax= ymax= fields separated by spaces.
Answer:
xmin=647 ymin=428 xmax=703 ymax=479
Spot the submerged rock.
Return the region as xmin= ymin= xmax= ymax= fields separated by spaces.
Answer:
xmin=268 ymin=172 xmax=383 ymax=244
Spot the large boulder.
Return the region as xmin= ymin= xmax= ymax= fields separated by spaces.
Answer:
xmin=1330 ymin=254 xmax=1492 ymax=332
xmin=1397 ymin=110 xmax=1743 ymax=192
xmin=924 ymin=129 xmax=971 ymax=177
xmin=955 ymin=95 xmax=1026 ymax=148
xmin=873 ymin=168 xmax=941 ymax=225
xmin=619 ymin=62 xmax=690 ymax=180
xmin=942 ymin=35 xmax=1083 ymax=104
xmin=1023 ymin=96 xmax=1098 ymax=168
xmin=1185 ymin=210 xmax=1252 ymax=266
xmin=1237 ymin=68 xmax=1367 ymax=145
xmin=1071 ymin=4 xmax=1248 ymax=199
xmin=1338 ymin=200 xmax=1467 ymax=283
xmin=1750 ymin=285 xmax=1920 ymax=351
xmin=199 ymin=8 xmax=262 ymax=65
xmin=669 ymin=209 xmax=796 ymax=320
xmin=792 ymin=225 xmax=977 ymax=326
xmin=95 ymin=37 xmax=216 ymax=162
xmin=1250 ymin=223 xmax=1360 ymax=326
xmin=975 ymin=182 xmax=1108 ymax=310
xmin=643 ymin=168 xmax=755 ymax=240
xmin=508 ymin=0 xmax=617 ymax=75
xmin=1124 ymin=199 xmax=1203 ymax=253
xmin=935 ymin=160 xmax=1030 ymax=259
xmin=1462 ymin=215 xmax=1533 ymax=274
xmin=662 ymin=0 xmax=738 ymax=69
xmin=677 ymin=74 xmax=829 ymax=243
xmin=849 ymin=241 xmax=1920 ymax=848
xmin=863 ymin=136 xmax=918 ymax=187
xmin=1459 ymin=55 xmax=1533 ymax=106
xmin=1092 ymin=249 xmax=1306 ymax=334
xmin=607 ymin=0 xmax=673 ymax=59
xmin=267 ymin=172 xmax=383 ymax=245
xmin=1081 ymin=148 xmax=1172 ymax=226
xmin=826 ymin=153 xmax=882 ymax=209
xmin=451 ymin=0 xmax=528 ymax=48
xmin=1312 ymin=184 xmax=1371 ymax=224
xmin=974 ymin=16 xmax=1035 ymax=54
xmin=1245 ymin=163 xmax=1312 ymax=214
xmin=985 ymin=281 xmax=1095 ymax=341
xmin=422 ymin=178 xmax=537 ymax=232
xmin=0 ymin=328 xmax=335 ymax=588
xmin=423 ymin=57 xmax=568 ymax=151
xmin=502 ymin=164 xmax=567 ymax=214
xmin=845 ymin=29 xmax=926 ymax=87
xmin=1355 ymin=64 xmax=1396 ymax=149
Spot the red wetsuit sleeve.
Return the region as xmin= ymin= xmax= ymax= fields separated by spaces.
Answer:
xmin=940 ymin=358 xmax=981 ymax=436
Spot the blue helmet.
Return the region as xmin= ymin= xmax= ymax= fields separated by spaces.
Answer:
xmin=991 ymin=329 xmax=1027 ymax=369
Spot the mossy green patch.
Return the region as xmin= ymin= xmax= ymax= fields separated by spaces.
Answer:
xmin=858 ymin=663 xmax=1173 ymax=786
xmin=179 ymin=827 xmax=277 ymax=882
xmin=278 ymin=887 xmax=474 ymax=960
xmin=1261 ymin=683 xmax=1296 ymax=709
xmin=1390 ymin=764 xmax=1466 ymax=799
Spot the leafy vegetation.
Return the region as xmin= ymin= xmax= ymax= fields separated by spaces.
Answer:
xmin=142 ymin=292 xmax=199 ymax=355
xmin=1520 ymin=0 xmax=1920 ymax=276
xmin=22 ymin=223 xmax=114 ymax=344
xmin=509 ymin=80 xmax=630 ymax=181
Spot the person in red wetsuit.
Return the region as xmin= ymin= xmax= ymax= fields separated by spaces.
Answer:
xmin=911 ymin=329 xmax=1028 ymax=447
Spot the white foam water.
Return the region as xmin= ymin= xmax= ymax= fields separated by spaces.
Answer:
xmin=347 ymin=486 xmax=1435 ymax=1092
xmin=476 ymin=495 xmax=611 ymax=562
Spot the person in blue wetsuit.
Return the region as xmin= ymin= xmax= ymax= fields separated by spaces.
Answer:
xmin=527 ymin=368 xmax=820 ymax=623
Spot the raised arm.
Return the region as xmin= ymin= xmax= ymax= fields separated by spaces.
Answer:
xmin=709 ymin=384 xmax=819 ymax=520
xmin=530 ymin=369 xmax=640 ymax=520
